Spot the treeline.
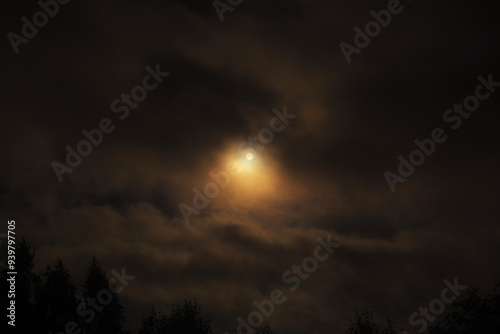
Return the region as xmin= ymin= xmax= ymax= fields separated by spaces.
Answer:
xmin=1 ymin=238 xmax=126 ymax=334
xmin=0 ymin=239 xmax=273 ymax=334
xmin=346 ymin=282 xmax=500 ymax=334
xmin=1 ymin=239 xmax=499 ymax=334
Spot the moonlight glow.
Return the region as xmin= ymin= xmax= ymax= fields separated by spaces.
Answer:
xmin=246 ymin=152 xmax=254 ymax=160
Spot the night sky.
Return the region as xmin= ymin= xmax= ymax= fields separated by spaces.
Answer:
xmin=1 ymin=1 xmax=500 ymax=333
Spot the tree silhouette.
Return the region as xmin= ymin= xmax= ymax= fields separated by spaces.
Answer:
xmin=81 ymin=256 xmax=125 ymax=334
xmin=34 ymin=259 xmax=78 ymax=333
xmin=345 ymin=309 xmax=397 ymax=334
xmin=1 ymin=238 xmax=42 ymax=333
xmin=429 ymin=284 xmax=500 ymax=334
xmin=255 ymin=322 xmax=276 ymax=334
xmin=138 ymin=306 xmax=168 ymax=334
xmin=166 ymin=300 xmax=214 ymax=334
xmin=138 ymin=300 xmax=214 ymax=334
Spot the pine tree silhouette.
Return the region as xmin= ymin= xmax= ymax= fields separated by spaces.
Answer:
xmin=34 ymin=259 xmax=78 ymax=333
xmin=1 ymin=238 xmax=42 ymax=333
xmin=81 ymin=256 xmax=125 ymax=334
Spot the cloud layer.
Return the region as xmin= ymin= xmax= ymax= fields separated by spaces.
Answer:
xmin=1 ymin=1 xmax=500 ymax=333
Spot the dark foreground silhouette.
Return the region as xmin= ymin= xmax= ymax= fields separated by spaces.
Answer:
xmin=1 ymin=239 xmax=498 ymax=334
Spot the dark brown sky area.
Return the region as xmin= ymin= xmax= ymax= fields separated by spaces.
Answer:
xmin=1 ymin=0 xmax=500 ymax=333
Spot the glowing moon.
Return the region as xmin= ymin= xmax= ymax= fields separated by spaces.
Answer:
xmin=246 ymin=152 xmax=254 ymax=160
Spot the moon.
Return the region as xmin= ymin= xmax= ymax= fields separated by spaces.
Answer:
xmin=246 ymin=152 xmax=254 ymax=160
